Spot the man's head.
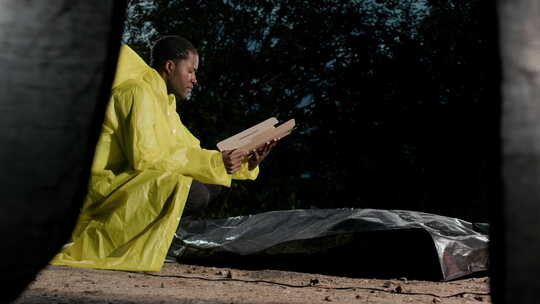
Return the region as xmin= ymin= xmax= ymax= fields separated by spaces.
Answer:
xmin=151 ymin=35 xmax=199 ymax=100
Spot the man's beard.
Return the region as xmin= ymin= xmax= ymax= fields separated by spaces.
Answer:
xmin=175 ymin=91 xmax=191 ymax=102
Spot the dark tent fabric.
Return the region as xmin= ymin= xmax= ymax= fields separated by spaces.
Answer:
xmin=169 ymin=209 xmax=489 ymax=281
xmin=0 ymin=1 xmax=126 ymax=301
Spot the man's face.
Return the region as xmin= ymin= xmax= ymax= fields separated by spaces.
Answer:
xmin=166 ymin=51 xmax=199 ymax=100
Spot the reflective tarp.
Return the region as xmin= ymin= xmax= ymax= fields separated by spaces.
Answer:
xmin=169 ymin=209 xmax=489 ymax=281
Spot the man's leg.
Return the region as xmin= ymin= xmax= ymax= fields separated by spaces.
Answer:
xmin=183 ymin=180 xmax=222 ymax=217
xmin=182 ymin=180 xmax=222 ymax=217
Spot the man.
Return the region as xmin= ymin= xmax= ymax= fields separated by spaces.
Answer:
xmin=51 ymin=36 xmax=276 ymax=271
xmin=151 ymin=36 xmax=275 ymax=219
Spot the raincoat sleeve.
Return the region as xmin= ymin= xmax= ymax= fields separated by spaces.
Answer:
xmin=232 ymin=160 xmax=259 ymax=180
xmin=116 ymin=83 xmax=257 ymax=187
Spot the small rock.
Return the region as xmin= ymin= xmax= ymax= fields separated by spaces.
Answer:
xmin=432 ymin=298 xmax=441 ymax=303
xmin=217 ymin=270 xmax=233 ymax=278
xmin=310 ymin=278 xmax=320 ymax=286
xmin=394 ymin=285 xmax=404 ymax=293
xmin=324 ymin=296 xmax=332 ymax=302
xmin=474 ymin=296 xmax=484 ymax=302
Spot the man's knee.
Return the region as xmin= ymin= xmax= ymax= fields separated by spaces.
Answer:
xmin=184 ymin=180 xmax=212 ymax=216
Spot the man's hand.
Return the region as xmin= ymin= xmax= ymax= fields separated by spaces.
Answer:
xmin=248 ymin=138 xmax=280 ymax=170
xmin=222 ymin=149 xmax=247 ymax=174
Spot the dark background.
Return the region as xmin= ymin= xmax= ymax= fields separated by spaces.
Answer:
xmin=123 ymin=0 xmax=500 ymax=222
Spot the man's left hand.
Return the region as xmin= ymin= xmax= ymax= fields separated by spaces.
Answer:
xmin=247 ymin=138 xmax=280 ymax=170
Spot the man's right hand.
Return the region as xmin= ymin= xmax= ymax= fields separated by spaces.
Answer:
xmin=221 ymin=149 xmax=247 ymax=174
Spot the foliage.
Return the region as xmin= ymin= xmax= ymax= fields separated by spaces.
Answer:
xmin=123 ymin=0 xmax=498 ymax=221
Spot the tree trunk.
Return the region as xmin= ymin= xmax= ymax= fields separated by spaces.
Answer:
xmin=0 ymin=1 xmax=125 ymax=302
xmin=498 ymin=0 xmax=540 ymax=302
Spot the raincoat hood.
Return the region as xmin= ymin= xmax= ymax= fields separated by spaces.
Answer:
xmin=112 ymin=45 xmax=152 ymax=89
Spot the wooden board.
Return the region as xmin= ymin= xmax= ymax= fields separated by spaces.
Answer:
xmin=217 ymin=117 xmax=295 ymax=152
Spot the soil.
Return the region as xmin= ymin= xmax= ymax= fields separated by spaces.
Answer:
xmin=13 ymin=263 xmax=491 ymax=304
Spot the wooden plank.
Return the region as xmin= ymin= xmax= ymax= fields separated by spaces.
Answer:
xmin=217 ymin=117 xmax=295 ymax=152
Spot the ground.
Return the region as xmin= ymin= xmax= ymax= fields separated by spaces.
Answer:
xmin=13 ymin=264 xmax=491 ymax=304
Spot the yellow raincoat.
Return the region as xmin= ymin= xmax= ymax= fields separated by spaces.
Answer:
xmin=51 ymin=45 xmax=258 ymax=271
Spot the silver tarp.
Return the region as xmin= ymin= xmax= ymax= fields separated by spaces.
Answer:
xmin=170 ymin=208 xmax=489 ymax=281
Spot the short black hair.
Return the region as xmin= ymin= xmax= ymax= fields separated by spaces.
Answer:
xmin=150 ymin=35 xmax=198 ymax=70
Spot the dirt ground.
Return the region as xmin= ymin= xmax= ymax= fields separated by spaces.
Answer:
xmin=13 ymin=263 xmax=491 ymax=304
